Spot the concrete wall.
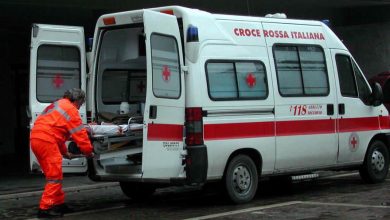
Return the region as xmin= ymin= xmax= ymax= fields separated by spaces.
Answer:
xmin=335 ymin=22 xmax=390 ymax=79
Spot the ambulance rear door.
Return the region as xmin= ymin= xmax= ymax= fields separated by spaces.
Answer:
xmin=142 ymin=10 xmax=186 ymax=180
xmin=29 ymin=24 xmax=87 ymax=173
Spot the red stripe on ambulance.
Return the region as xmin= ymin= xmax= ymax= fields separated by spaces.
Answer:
xmin=203 ymin=116 xmax=385 ymax=140
xmin=338 ymin=117 xmax=380 ymax=132
xmin=147 ymin=117 xmax=386 ymax=141
xmin=204 ymin=121 xmax=274 ymax=140
xmin=276 ymin=119 xmax=335 ymax=136
xmin=147 ymin=123 xmax=183 ymax=141
xmin=379 ymin=115 xmax=390 ymax=129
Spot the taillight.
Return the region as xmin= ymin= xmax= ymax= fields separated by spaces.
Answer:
xmin=185 ymin=107 xmax=204 ymax=146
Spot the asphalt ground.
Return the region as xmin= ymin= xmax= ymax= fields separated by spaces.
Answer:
xmin=0 ymin=173 xmax=117 ymax=201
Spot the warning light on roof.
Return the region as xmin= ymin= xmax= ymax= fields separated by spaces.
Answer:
xmin=160 ymin=9 xmax=174 ymax=15
xmin=87 ymin=37 xmax=93 ymax=51
xmin=321 ymin=19 xmax=331 ymax=27
xmin=103 ymin=17 xmax=116 ymax=25
xmin=186 ymin=25 xmax=199 ymax=42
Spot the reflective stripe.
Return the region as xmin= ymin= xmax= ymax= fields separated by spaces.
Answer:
xmin=69 ymin=124 xmax=84 ymax=135
xmin=56 ymin=106 xmax=71 ymax=121
xmin=46 ymin=179 xmax=62 ymax=184
xmin=41 ymin=101 xmax=71 ymax=121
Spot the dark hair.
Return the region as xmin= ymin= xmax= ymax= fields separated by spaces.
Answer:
xmin=63 ymin=88 xmax=86 ymax=103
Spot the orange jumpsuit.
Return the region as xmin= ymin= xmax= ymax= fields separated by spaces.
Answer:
xmin=30 ymin=98 xmax=93 ymax=210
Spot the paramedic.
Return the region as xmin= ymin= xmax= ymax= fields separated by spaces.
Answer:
xmin=30 ymin=88 xmax=93 ymax=218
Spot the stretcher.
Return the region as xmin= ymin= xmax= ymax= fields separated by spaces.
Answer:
xmin=88 ymin=117 xmax=144 ymax=154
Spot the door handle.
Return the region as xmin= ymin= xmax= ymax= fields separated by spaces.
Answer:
xmin=149 ymin=105 xmax=157 ymax=119
xmin=327 ymin=104 xmax=334 ymax=116
xmin=338 ymin=103 xmax=345 ymax=115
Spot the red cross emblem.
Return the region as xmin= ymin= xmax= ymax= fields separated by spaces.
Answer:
xmin=349 ymin=133 xmax=359 ymax=152
xmin=351 ymin=137 xmax=357 ymax=148
xmin=137 ymin=81 xmax=145 ymax=92
xmin=53 ymin=74 xmax=64 ymax=88
xmin=246 ymin=73 xmax=256 ymax=88
xmin=162 ymin=65 xmax=171 ymax=82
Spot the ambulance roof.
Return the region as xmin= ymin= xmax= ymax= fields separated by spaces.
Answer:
xmin=96 ymin=6 xmax=347 ymax=50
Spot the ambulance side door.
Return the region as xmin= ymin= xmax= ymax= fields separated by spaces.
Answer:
xmin=263 ymin=22 xmax=338 ymax=171
xmin=331 ymin=49 xmax=379 ymax=164
xmin=29 ymin=24 xmax=87 ymax=173
xmin=142 ymin=10 xmax=186 ymax=179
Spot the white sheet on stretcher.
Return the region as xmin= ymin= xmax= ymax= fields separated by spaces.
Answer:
xmin=87 ymin=123 xmax=143 ymax=136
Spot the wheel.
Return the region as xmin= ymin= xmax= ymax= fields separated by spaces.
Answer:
xmin=224 ymin=154 xmax=258 ymax=204
xmin=359 ymin=140 xmax=389 ymax=183
xmin=119 ymin=182 xmax=156 ymax=200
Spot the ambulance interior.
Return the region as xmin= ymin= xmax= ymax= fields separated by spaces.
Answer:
xmin=90 ymin=25 xmax=147 ymax=169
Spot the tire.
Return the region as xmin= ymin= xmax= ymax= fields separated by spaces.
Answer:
xmin=359 ymin=140 xmax=389 ymax=183
xmin=224 ymin=154 xmax=258 ymax=204
xmin=119 ymin=182 xmax=156 ymax=200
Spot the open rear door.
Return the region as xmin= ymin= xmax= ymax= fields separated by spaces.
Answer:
xmin=29 ymin=24 xmax=87 ymax=173
xmin=142 ymin=10 xmax=186 ymax=180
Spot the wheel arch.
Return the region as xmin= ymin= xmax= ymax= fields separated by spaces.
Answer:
xmin=369 ymin=133 xmax=390 ymax=154
xmin=223 ymin=148 xmax=263 ymax=178
xmin=359 ymin=133 xmax=390 ymax=183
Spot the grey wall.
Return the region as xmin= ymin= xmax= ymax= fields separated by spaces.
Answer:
xmin=335 ymin=23 xmax=390 ymax=79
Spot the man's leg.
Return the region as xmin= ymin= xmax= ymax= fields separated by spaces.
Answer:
xmin=31 ymin=139 xmax=64 ymax=216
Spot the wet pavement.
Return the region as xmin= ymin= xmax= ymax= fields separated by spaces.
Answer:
xmin=1 ymin=171 xmax=390 ymax=220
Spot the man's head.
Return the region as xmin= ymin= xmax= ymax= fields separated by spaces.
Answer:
xmin=63 ymin=88 xmax=86 ymax=109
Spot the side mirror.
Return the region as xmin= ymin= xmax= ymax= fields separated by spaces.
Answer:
xmin=369 ymin=82 xmax=383 ymax=107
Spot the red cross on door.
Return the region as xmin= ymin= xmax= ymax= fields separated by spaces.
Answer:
xmin=351 ymin=137 xmax=357 ymax=148
xmin=349 ymin=133 xmax=359 ymax=152
xmin=53 ymin=74 xmax=64 ymax=88
xmin=162 ymin=65 xmax=171 ymax=82
xmin=246 ymin=73 xmax=256 ymax=88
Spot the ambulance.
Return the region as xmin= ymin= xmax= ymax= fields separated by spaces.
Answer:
xmin=28 ymin=6 xmax=390 ymax=203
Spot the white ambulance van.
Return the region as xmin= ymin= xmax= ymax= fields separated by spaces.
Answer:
xmin=29 ymin=6 xmax=390 ymax=203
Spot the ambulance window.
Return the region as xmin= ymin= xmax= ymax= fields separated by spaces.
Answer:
xmin=274 ymin=46 xmax=303 ymax=95
xmin=236 ymin=62 xmax=267 ymax=98
xmin=206 ymin=61 xmax=267 ymax=100
xmin=151 ymin=34 xmax=181 ymax=99
xmin=207 ymin=63 xmax=237 ymax=99
xmin=335 ymin=55 xmax=358 ymax=97
xmin=352 ymin=60 xmax=371 ymax=103
xmin=36 ymin=45 xmax=80 ymax=102
xmin=101 ymin=70 xmax=146 ymax=104
xmin=274 ymin=45 xmax=329 ymax=97
xmin=300 ymin=47 xmax=328 ymax=95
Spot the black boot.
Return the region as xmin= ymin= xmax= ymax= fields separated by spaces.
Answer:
xmin=37 ymin=208 xmax=63 ymax=218
xmin=54 ymin=203 xmax=74 ymax=214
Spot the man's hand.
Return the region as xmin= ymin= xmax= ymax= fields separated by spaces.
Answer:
xmin=86 ymin=152 xmax=95 ymax=159
xmin=63 ymin=152 xmax=74 ymax=160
